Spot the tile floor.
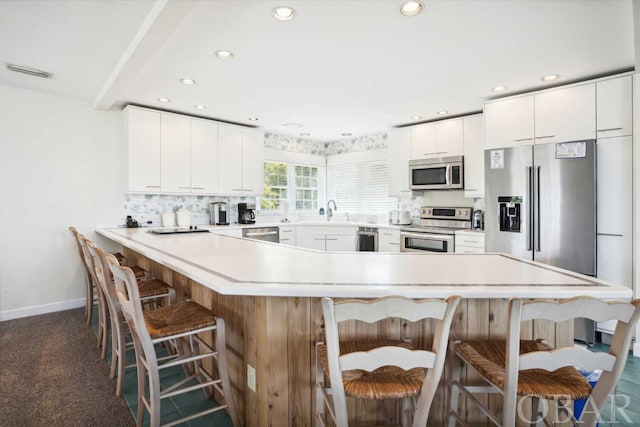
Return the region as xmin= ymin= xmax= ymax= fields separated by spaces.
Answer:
xmin=92 ymin=309 xmax=233 ymax=427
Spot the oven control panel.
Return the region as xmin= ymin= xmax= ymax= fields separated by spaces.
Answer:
xmin=420 ymin=206 xmax=472 ymax=221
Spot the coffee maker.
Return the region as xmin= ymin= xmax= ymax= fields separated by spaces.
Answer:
xmin=237 ymin=202 xmax=256 ymax=224
xmin=209 ymin=202 xmax=229 ymax=225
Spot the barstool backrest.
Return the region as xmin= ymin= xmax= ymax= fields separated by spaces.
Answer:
xmin=504 ymin=296 xmax=640 ymax=425
xmin=106 ymin=254 xmax=148 ymax=341
xmin=322 ymin=295 xmax=461 ymax=426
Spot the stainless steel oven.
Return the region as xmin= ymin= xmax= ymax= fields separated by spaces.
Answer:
xmin=400 ymin=230 xmax=454 ymax=252
xmin=400 ymin=206 xmax=472 ymax=253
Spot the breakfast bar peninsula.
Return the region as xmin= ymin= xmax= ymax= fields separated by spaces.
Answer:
xmin=98 ymin=227 xmax=631 ymax=426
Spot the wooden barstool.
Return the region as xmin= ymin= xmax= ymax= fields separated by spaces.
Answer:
xmin=106 ymin=254 xmax=239 ymax=427
xmin=316 ymin=295 xmax=461 ymax=427
xmin=69 ymin=226 xmax=147 ymax=325
xmin=447 ymin=296 xmax=640 ymax=427
xmin=86 ymin=239 xmax=174 ymax=395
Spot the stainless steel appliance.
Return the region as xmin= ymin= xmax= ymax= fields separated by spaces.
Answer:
xmin=484 ymin=140 xmax=596 ymax=343
xmin=357 ymin=227 xmax=378 ymax=251
xmin=238 ymin=202 xmax=256 ymax=224
xmin=209 ymin=202 xmax=229 ymax=226
xmin=400 ymin=207 xmax=472 ymax=252
xmin=242 ymin=227 xmax=279 ymax=243
xmin=409 ymin=156 xmax=464 ymax=190
xmin=472 ymin=210 xmax=484 ymax=230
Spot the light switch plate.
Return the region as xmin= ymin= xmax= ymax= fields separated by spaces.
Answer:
xmin=247 ymin=364 xmax=256 ymax=392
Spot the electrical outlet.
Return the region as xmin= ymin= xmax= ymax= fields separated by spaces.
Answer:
xmin=247 ymin=364 xmax=256 ymax=392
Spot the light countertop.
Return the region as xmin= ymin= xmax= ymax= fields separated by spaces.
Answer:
xmin=97 ymin=227 xmax=631 ymax=300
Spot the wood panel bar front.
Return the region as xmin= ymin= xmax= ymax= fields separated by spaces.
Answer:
xmin=123 ymin=248 xmax=577 ymax=427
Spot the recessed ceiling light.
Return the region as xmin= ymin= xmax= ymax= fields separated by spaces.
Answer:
xmin=492 ymin=85 xmax=507 ymax=92
xmin=248 ymin=117 xmax=259 ymax=121
xmin=194 ymin=105 xmax=206 ymax=110
xmin=157 ymin=97 xmax=170 ymax=103
xmin=400 ymin=1 xmax=423 ymax=16
xmin=437 ymin=111 xmax=448 ymax=116
xmin=180 ymin=78 xmax=195 ymax=85
xmin=341 ymin=132 xmax=352 ymax=137
xmin=299 ymin=132 xmax=311 ymax=137
xmin=7 ymin=63 xmax=53 ymax=79
xmin=541 ymin=74 xmax=560 ymax=82
xmin=273 ymin=6 xmax=295 ymax=20
xmin=215 ymin=50 xmax=234 ymax=60
xmin=411 ymin=115 xmax=422 ymax=120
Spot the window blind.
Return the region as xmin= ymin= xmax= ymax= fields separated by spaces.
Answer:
xmin=328 ymin=160 xmax=396 ymax=214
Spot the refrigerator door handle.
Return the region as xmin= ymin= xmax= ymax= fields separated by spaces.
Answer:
xmin=526 ymin=166 xmax=533 ymax=251
xmin=536 ymin=166 xmax=541 ymax=252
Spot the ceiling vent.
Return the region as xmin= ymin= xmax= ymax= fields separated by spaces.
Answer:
xmin=6 ymin=63 xmax=53 ymax=79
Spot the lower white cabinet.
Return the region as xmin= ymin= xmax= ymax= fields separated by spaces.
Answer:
xmin=279 ymin=226 xmax=296 ymax=246
xmin=296 ymin=226 xmax=357 ymax=252
xmin=210 ymin=228 xmax=242 ymax=238
xmin=454 ymin=231 xmax=485 ymax=254
xmin=378 ymin=229 xmax=401 ymax=253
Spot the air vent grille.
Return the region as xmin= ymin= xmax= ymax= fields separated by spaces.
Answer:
xmin=6 ymin=63 xmax=53 ymax=79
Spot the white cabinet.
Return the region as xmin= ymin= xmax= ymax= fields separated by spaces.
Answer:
xmin=279 ymin=225 xmax=296 ymax=246
xmin=296 ymin=226 xmax=357 ymax=251
xmin=534 ymin=83 xmax=595 ymax=143
xmin=462 ymin=114 xmax=484 ymax=198
xmin=378 ymin=229 xmax=401 ymax=253
xmin=190 ymin=119 xmax=218 ymax=193
xmin=218 ymin=125 xmax=264 ymax=195
xmin=241 ymin=128 xmax=264 ymax=195
xmin=596 ymin=75 xmax=632 ymax=138
xmin=411 ymin=119 xmax=463 ymax=159
xmin=125 ymin=107 xmax=161 ymax=192
xmin=484 ymin=96 xmax=534 ymax=149
xmin=387 ymin=128 xmax=412 ymax=196
xmin=454 ymin=231 xmax=485 ymax=254
xmin=160 ymin=114 xmax=192 ymax=193
xmin=485 ymin=83 xmax=596 ymax=149
xmin=210 ymin=228 xmax=242 ymax=238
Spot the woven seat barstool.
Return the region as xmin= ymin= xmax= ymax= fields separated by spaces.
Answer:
xmin=106 ymin=254 xmax=239 ymax=427
xmin=86 ymin=239 xmax=175 ymax=396
xmin=316 ymin=295 xmax=461 ymax=427
xmin=447 ymin=296 xmax=640 ymax=427
xmin=69 ymin=226 xmax=146 ymax=325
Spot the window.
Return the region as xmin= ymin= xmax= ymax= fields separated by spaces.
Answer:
xmin=262 ymin=161 xmax=320 ymax=212
xmin=327 ymin=160 xmax=396 ymax=214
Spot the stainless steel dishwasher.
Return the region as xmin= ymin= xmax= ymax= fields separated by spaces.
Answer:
xmin=357 ymin=227 xmax=378 ymax=251
xmin=242 ymin=226 xmax=280 ymax=243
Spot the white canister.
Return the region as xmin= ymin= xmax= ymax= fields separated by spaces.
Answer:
xmin=176 ymin=208 xmax=192 ymax=227
xmin=161 ymin=211 xmax=176 ymax=227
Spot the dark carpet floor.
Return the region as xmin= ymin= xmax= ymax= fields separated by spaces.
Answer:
xmin=0 ymin=308 xmax=134 ymax=427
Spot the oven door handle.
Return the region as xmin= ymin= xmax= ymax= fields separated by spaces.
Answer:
xmin=401 ymin=232 xmax=453 ymax=241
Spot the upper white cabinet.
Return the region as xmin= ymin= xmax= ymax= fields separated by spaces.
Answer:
xmin=596 ymin=75 xmax=632 ymax=138
xmin=387 ymin=128 xmax=412 ymax=196
xmin=125 ymin=107 xmax=161 ymax=192
xmin=125 ymin=106 xmax=263 ymax=196
xmin=484 ymin=96 xmax=534 ymax=149
xmin=462 ymin=114 xmax=484 ymax=198
xmin=241 ymin=128 xmax=265 ymax=195
xmin=485 ymin=83 xmax=596 ymax=149
xmin=218 ymin=124 xmax=243 ymax=194
xmin=218 ymin=125 xmax=264 ymax=195
xmin=534 ymin=83 xmax=595 ymax=143
xmin=161 ymin=114 xmax=192 ymax=193
xmin=190 ymin=119 xmax=219 ymax=193
xmin=411 ymin=118 xmax=463 ymax=159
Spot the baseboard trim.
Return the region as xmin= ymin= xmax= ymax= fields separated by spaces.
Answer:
xmin=0 ymin=298 xmax=85 ymax=322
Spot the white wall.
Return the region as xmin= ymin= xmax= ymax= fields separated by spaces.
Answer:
xmin=0 ymin=84 xmax=124 ymax=320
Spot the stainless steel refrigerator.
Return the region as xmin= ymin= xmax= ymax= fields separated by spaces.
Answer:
xmin=484 ymin=140 xmax=596 ymax=342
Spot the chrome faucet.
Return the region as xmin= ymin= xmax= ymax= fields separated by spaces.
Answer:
xmin=326 ymin=199 xmax=337 ymax=222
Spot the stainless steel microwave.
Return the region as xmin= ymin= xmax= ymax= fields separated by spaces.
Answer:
xmin=409 ymin=156 xmax=464 ymax=190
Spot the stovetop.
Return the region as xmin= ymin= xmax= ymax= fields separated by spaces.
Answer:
xmin=147 ymin=227 xmax=210 ymax=235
